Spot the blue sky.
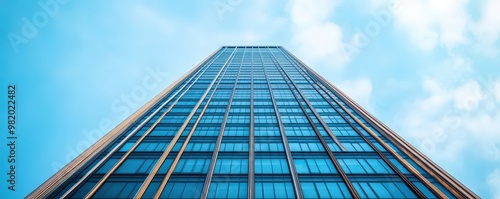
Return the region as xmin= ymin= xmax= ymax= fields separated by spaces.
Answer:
xmin=1 ymin=0 xmax=499 ymax=198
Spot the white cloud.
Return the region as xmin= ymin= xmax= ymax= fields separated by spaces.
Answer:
xmin=292 ymin=23 xmax=346 ymax=63
xmin=288 ymin=0 xmax=348 ymax=68
xmin=488 ymin=168 xmax=500 ymax=199
xmin=337 ymin=78 xmax=372 ymax=108
xmin=397 ymin=76 xmax=499 ymax=148
xmin=396 ymin=76 xmax=500 ymax=194
xmin=290 ymin=0 xmax=338 ymax=26
xmin=452 ymin=80 xmax=483 ymax=111
xmin=393 ymin=0 xmax=469 ymax=51
xmin=473 ymin=0 xmax=500 ymax=57
xmin=391 ymin=0 xmax=500 ymax=58
xmin=495 ymin=80 xmax=500 ymax=102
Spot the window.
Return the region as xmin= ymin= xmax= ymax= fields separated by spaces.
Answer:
xmin=300 ymin=182 xmax=351 ymax=199
xmin=284 ymin=126 xmax=315 ymax=136
xmin=255 ymin=159 xmax=289 ymax=174
xmin=388 ymin=158 xmax=410 ymax=174
xmin=338 ymin=158 xmax=393 ymax=174
xmin=128 ymin=126 xmax=150 ymax=137
xmin=294 ymin=159 xmax=337 ymax=174
xmin=255 ymin=182 xmax=294 ymax=199
xmin=173 ymin=159 xmax=210 ymax=173
xmin=208 ymin=182 xmax=247 ymax=199
xmin=372 ymin=142 xmax=386 ymax=152
xmin=200 ymin=115 xmax=224 ymax=123
xmin=280 ymin=115 xmax=308 ymax=123
xmin=220 ymin=143 xmax=248 ymax=152
xmin=119 ymin=142 xmax=134 ymax=152
xmin=326 ymin=143 xmax=342 ymax=152
xmin=213 ymin=91 xmax=232 ymax=98
xmin=134 ymin=142 xmax=168 ymax=152
xmin=227 ymin=115 xmax=250 ymax=123
xmin=233 ymin=92 xmax=250 ymax=99
xmin=170 ymin=107 xmax=195 ymax=113
xmin=214 ymin=159 xmax=248 ymax=174
xmin=341 ymin=142 xmax=374 ymax=152
xmin=174 ymin=101 xmax=198 ymax=105
xmin=169 ymin=142 xmax=183 ymax=152
xmin=231 ymin=101 xmax=250 ymax=106
xmin=254 ymin=90 xmax=271 ymax=97
xmin=278 ymin=108 xmax=302 ymax=114
xmin=353 ymin=182 xmax=417 ymax=199
xmin=253 ymin=84 xmax=268 ymax=89
xmin=96 ymin=158 xmax=119 ymax=174
xmin=276 ymin=101 xmax=299 ymax=106
xmin=206 ymin=108 xmax=227 ymax=113
xmin=186 ymin=142 xmax=215 ymax=152
xmin=255 ymin=143 xmax=284 ymax=152
xmin=224 ymin=126 xmax=249 ymax=136
xmin=157 ymin=158 xmax=174 ymax=174
xmin=93 ymin=181 xmax=141 ymax=198
xmin=315 ymin=108 xmax=336 ymax=113
xmin=193 ymin=127 xmax=220 ymax=136
xmin=255 ymin=115 xmax=277 ymax=123
xmin=271 ymin=84 xmax=289 ymax=89
xmin=289 ymin=142 xmax=325 ymax=152
xmin=161 ymin=115 xmax=189 ymax=123
xmin=329 ymin=126 xmax=358 ymax=136
xmin=320 ymin=115 xmax=345 ymax=123
xmin=309 ymin=100 xmax=329 ymax=105
xmin=272 ymin=90 xmax=293 ymax=96
xmin=254 ymin=127 xmax=280 ymax=136
xmin=209 ymin=101 xmax=229 ymax=106
xmin=229 ymin=108 xmax=250 ymax=113
xmin=254 ymin=108 xmax=274 ymax=113
xmin=160 ymin=182 xmax=204 ymax=198
xmin=149 ymin=126 xmax=180 ymax=136
xmin=254 ymin=101 xmax=272 ymax=106
xmin=115 ymin=159 xmax=157 ymax=174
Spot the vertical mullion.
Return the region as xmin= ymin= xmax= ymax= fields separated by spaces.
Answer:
xmin=64 ymin=47 xmax=225 ymax=199
xmin=132 ymin=47 xmax=238 ymax=198
xmin=152 ymin=47 xmax=237 ymax=198
xmin=259 ymin=47 xmax=304 ymax=199
xmin=200 ymin=47 xmax=246 ymax=198
xmin=321 ymin=76 xmax=468 ymax=198
xmin=267 ymin=47 xmax=360 ymax=198
xmin=278 ymin=48 xmax=438 ymax=198
xmin=321 ymin=82 xmax=441 ymax=198
xmin=248 ymin=47 xmax=255 ymax=199
xmin=270 ymin=55 xmax=346 ymax=152
xmin=320 ymin=83 xmax=443 ymax=198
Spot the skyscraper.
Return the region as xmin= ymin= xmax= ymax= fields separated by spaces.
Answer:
xmin=29 ymin=46 xmax=477 ymax=198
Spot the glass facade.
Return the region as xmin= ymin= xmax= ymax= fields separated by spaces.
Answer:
xmin=29 ymin=46 xmax=477 ymax=198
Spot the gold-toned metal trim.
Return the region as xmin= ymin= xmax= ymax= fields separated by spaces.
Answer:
xmin=280 ymin=47 xmax=474 ymax=198
xmin=247 ymin=47 xmax=255 ymax=199
xmin=133 ymin=47 xmax=237 ymax=198
xmin=200 ymin=47 xmax=245 ymax=198
xmin=339 ymin=90 xmax=478 ymax=198
xmin=267 ymin=48 xmax=360 ymax=198
xmin=81 ymin=48 xmax=224 ymax=199
xmin=151 ymin=47 xmax=237 ymax=198
xmin=27 ymin=47 xmax=223 ymax=199
xmin=334 ymin=88 xmax=478 ymax=198
xmin=83 ymin=65 xmax=209 ymax=197
xmin=259 ymin=47 xmax=304 ymax=199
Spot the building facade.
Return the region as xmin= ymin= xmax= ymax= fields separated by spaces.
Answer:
xmin=29 ymin=46 xmax=477 ymax=198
